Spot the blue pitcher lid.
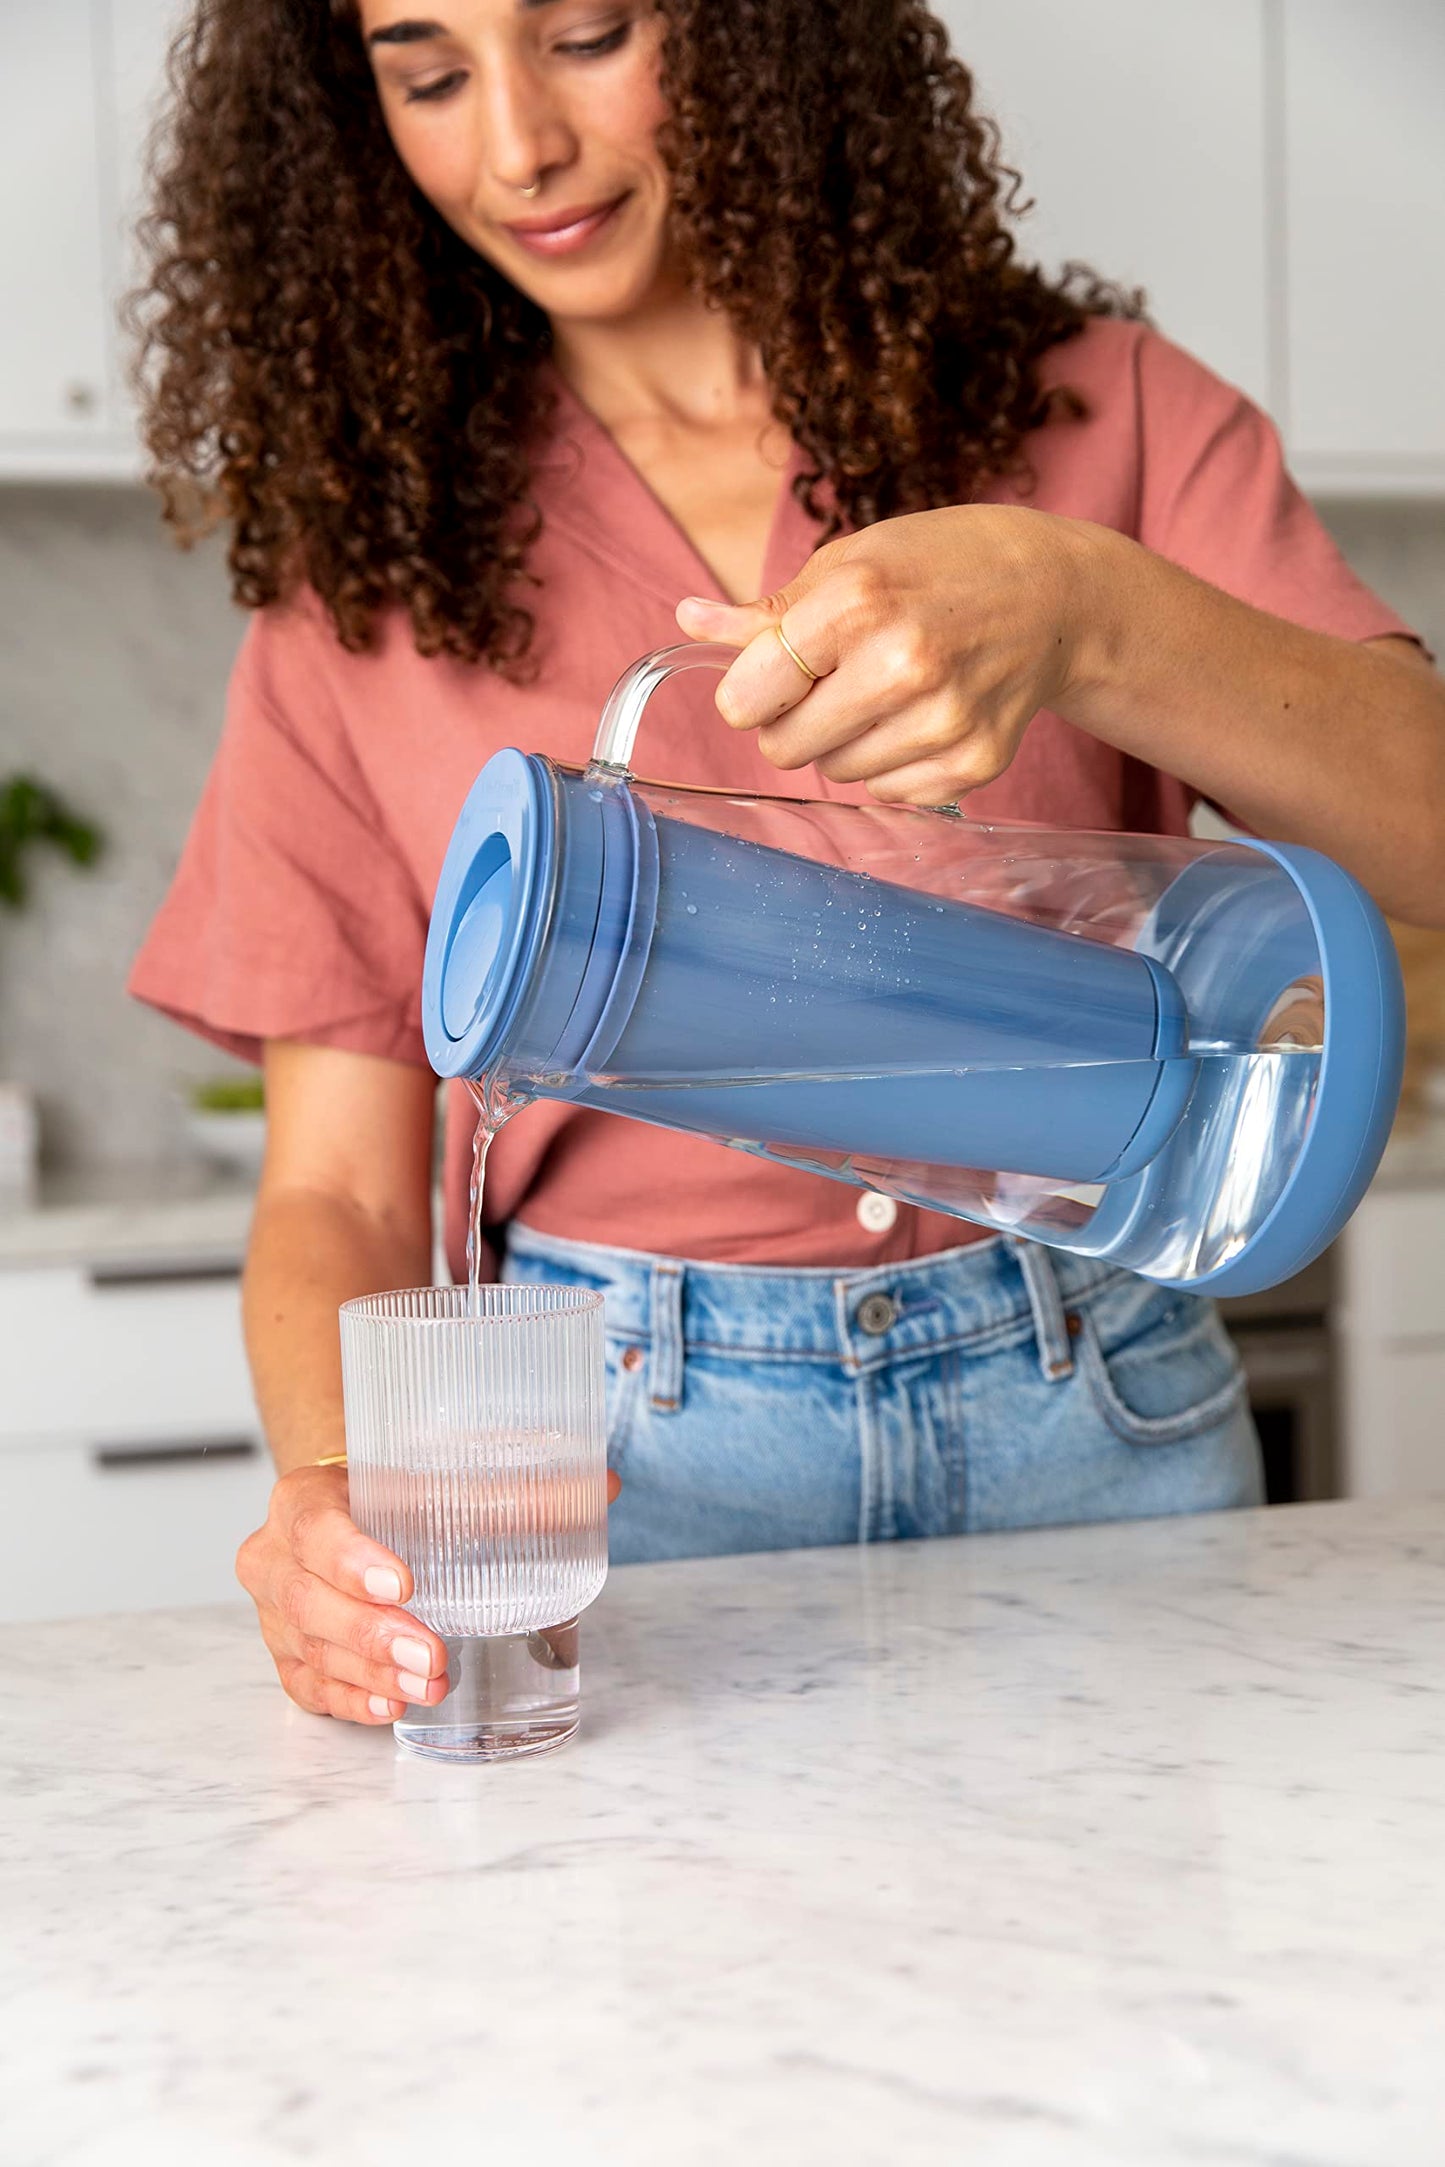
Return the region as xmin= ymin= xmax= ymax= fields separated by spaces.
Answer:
xmin=423 ymin=751 xmax=651 ymax=1083
xmin=423 ymin=749 xmax=554 ymax=1079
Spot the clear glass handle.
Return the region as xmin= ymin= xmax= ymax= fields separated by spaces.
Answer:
xmin=588 ymin=641 xmax=738 ymax=777
xmin=587 ymin=638 xmax=961 ymax=816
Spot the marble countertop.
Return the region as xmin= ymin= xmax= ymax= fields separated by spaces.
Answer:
xmin=0 ymin=1163 xmax=254 ymax=1271
xmin=4 ymin=1496 xmax=1444 ymax=2167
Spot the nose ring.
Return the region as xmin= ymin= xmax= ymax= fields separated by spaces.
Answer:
xmin=518 ymin=179 xmax=541 ymax=199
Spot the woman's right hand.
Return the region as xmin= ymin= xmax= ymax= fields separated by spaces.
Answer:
xmin=235 ymin=1464 xmax=451 ymax=1726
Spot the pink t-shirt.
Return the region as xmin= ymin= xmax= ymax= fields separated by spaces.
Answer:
xmin=131 ymin=321 xmax=1415 ymax=1278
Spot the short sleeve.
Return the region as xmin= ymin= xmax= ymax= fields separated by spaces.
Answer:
xmin=1134 ymin=330 xmax=1424 ymax=651
xmin=128 ymin=603 xmax=430 ymax=1068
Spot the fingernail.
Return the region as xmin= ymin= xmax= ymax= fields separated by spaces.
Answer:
xmin=396 ymin=1671 xmax=432 ymax=1702
xmin=367 ymin=1695 xmax=397 ymax=1719
xmin=365 ymin=1566 xmax=403 ymax=1602
xmin=391 ymin=1635 xmax=433 ymax=1676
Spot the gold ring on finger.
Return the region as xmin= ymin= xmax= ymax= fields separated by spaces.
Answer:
xmin=775 ymin=621 xmax=820 ymax=684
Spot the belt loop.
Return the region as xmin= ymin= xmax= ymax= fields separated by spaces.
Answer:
xmin=1012 ymin=1238 xmax=1075 ymax=1382
xmin=648 ymin=1260 xmax=685 ymax=1412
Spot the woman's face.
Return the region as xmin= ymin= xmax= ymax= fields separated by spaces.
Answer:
xmin=358 ymin=0 xmax=675 ymax=324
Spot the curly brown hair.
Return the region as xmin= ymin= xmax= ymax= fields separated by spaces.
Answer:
xmin=135 ymin=0 xmax=1132 ymax=673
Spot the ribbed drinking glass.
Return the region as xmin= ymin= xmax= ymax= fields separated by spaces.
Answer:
xmin=339 ymin=1285 xmax=608 ymax=1761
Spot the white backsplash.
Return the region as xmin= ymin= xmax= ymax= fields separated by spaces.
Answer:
xmin=0 ymin=483 xmax=1440 ymax=1176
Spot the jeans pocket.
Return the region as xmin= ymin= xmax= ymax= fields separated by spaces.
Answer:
xmin=601 ymin=1334 xmax=646 ymax=1476
xmin=1077 ymin=1285 xmax=1248 ymax=1448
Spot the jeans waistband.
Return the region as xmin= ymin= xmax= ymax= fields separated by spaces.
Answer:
xmin=503 ymin=1221 xmax=1128 ymax=1397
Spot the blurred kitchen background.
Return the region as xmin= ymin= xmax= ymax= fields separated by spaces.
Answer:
xmin=2 ymin=1 xmax=1442 ymax=1621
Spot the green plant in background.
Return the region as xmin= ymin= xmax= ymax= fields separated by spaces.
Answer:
xmin=0 ymin=774 xmax=104 ymax=908
xmin=188 ymin=1076 xmax=265 ymax=1113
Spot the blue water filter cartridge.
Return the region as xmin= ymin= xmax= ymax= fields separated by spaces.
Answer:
xmin=592 ymin=786 xmax=1198 ymax=1182
xmin=427 ymin=754 xmax=1197 ymax=1182
xmin=422 ymin=644 xmax=1404 ymax=1295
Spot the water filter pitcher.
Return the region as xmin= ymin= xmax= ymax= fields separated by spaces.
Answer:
xmin=422 ymin=644 xmax=1403 ymax=1296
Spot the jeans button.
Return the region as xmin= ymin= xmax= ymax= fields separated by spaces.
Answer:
xmin=856 ymin=1292 xmax=898 ymax=1336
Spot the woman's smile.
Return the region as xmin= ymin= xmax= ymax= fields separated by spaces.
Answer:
xmin=499 ymin=190 xmax=631 ymax=256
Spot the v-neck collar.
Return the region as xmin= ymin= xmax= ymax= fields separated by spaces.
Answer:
xmin=532 ymin=362 xmax=822 ymax=606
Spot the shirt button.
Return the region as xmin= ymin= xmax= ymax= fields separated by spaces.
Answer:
xmin=856 ymin=1292 xmax=899 ymax=1337
xmin=856 ymin=1191 xmax=898 ymax=1233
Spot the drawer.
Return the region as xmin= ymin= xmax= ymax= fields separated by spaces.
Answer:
xmin=0 ymin=1262 xmax=259 ymax=1442
xmin=1341 ymin=1339 xmax=1445 ymax=1502
xmin=0 ymin=1429 xmax=276 ymax=1622
xmin=1339 ymin=1188 xmax=1445 ymax=1342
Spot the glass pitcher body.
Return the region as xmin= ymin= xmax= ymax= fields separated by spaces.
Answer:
xmin=423 ymin=645 xmax=1403 ymax=1296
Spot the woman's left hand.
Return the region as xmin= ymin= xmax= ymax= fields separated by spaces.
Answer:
xmin=675 ymin=505 xmax=1111 ymax=806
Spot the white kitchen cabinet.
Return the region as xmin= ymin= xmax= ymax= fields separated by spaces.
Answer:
xmin=0 ymin=1259 xmax=272 ymax=1621
xmin=1338 ymin=1182 xmax=1445 ymax=1500
xmin=1282 ymin=0 xmax=1445 ymax=495
xmin=109 ymin=1 xmax=189 ymax=235
xmin=0 ymin=0 xmax=184 ymax=478
xmin=0 ymin=1429 xmax=273 ymax=1624
xmin=2 ymin=6 xmax=1442 ymax=490
xmin=0 ymin=3 xmax=118 ymax=473
xmin=105 ymin=0 xmax=192 ymax=440
xmin=1336 ymin=1184 xmax=1445 ymax=1345
xmin=1338 ymin=1340 xmax=1445 ymax=1502
xmin=939 ymin=0 xmax=1273 ymax=409
xmin=0 ymin=1260 xmax=256 ymax=1442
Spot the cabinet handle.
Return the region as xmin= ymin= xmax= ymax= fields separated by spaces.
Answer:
xmin=87 ymin=1261 xmax=241 ymax=1291
xmin=90 ymin=1438 xmax=259 ymax=1470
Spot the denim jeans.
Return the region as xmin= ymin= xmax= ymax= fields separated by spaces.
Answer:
xmin=501 ymin=1222 xmax=1265 ymax=1565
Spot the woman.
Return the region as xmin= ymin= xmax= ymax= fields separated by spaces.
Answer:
xmin=132 ymin=0 xmax=1441 ymax=1729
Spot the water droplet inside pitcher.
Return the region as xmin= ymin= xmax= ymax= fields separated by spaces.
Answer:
xmin=686 ymin=903 xmax=698 ymax=915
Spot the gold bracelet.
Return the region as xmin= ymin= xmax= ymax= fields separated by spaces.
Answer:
xmin=311 ymin=1453 xmax=349 ymax=1469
